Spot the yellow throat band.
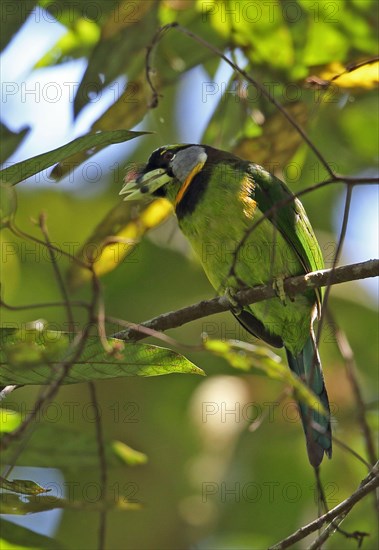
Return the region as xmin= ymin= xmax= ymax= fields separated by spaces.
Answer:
xmin=175 ymin=160 xmax=206 ymax=207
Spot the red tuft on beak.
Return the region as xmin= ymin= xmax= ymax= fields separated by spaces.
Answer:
xmin=123 ymin=163 xmax=145 ymax=184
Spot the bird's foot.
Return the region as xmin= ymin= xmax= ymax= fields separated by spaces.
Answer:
xmin=224 ymin=287 xmax=243 ymax=315
xmin=273 ymin=276 xmax=287 ymax=306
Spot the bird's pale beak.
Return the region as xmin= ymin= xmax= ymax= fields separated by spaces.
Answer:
xmin=120 ymin=168 xmax=173 ymax=201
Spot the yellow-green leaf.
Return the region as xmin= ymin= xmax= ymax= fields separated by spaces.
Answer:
xmin=0 ymin=409 xmax=22 ymax=433
xmin=0 ymin=492 xmax=140 ymax=515
xmin=0 ymin=476 xmax=51 ymax=496
xmin=205 ymin=339 xmax=327 ymax=415
xmin=112 ymin=441 xmax=148 ymax=466
xmin=307 ymin=59 xmax=379 ymax=91
xmin=34 ymin=18 xmax=100 ymax=69
xmin=67 ymin=198 xmax=172 ymax=289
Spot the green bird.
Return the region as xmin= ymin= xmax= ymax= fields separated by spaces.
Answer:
xmin=120 ymin=144 xmax=332 ymax=467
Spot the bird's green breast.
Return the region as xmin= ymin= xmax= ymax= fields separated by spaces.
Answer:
xmin=177 ymin=162 xmax=316 ymax=354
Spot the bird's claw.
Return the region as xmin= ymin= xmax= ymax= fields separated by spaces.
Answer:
xmin=224 ymin=287 xmax=243 ymax=315
xmin=273 ymin=277 xmax=287 ymax=305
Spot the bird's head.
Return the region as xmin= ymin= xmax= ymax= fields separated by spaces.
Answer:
xmin=120 ymin=144 xmax=208 ymax=206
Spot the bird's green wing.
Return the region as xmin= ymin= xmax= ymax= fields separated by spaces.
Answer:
xmin=248 ymin=163 xmax=324 ymax=309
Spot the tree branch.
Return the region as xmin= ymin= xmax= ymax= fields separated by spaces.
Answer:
xmin=269 ymin=461 xmax=379 ymax=549
xmin=113 ymin=259 xmax=379 ymax=341
xmin=330 ymin=312 xmax=378 ymax=467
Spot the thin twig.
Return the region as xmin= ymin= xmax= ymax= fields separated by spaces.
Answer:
xmin=0 ymin=262 xmax=102 ymax=452
xmin=1 ymin=428 xmax=35 ymax=479
xmin=105 ymin=315 xmax=200 ymax=350
xmin=225 ymin=177 xmax=375 ymax=311
xmin=269 ymin=461 xmax=379 ymax=549
xmin=88 ymin=382 xmax=108 ymax=550
xmin=90 ymin=267 xmax=112 ymax=353
xmin=307 ymin=515 xmax=369 ymax=550
xmin=316 ymin=185 xmax=353 ymax=348
xmin=0 ymin=332 xmax=88 ymax=451
xmin=38 ymin=212 xmax=75 ymax=332
xmin=0 ymin=295 xmax=89 ymax=311
xmin=9 ymin=220 xmax=89 ymax=269
xmin=328 ymin=311 xmax=378 ymax=519
xmin=334 ymin=175 xmax=379 ymax=185
xmin=310 ymin=186 xmax=353 ymax=460
xmin=333 ymin=436 xmax=372 ymax=470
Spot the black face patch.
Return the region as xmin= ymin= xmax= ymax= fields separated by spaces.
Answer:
xmin=142 ymin=145 xmax=194 ymax=178
xmin=175 ymin=168 xmax=210 ymax=219
xmin=144 ymin=148 xmax=174 ymax=176
xmin=151 ymin=186 xmax=167 ymax=198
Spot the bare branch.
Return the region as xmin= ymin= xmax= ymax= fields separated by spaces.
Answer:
xmin=316 ymin=186 xmax=353 ymax=348
xmin=113 ymin=259 xmax=379 ymax=341
xmin=307 ymin=516 xmax=369 ymax=550
xmin=88 ymin=382 xmax=108 ymax=550
xmin=269 ymin=461 xmax=379 ymax=549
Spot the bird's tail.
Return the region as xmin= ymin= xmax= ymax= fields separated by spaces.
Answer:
xmin=286 ymin=330 xmax=332 ymax=467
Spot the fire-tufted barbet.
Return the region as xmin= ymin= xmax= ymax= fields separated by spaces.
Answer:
xmin=120 ymin=144 xmax=332 ymax=467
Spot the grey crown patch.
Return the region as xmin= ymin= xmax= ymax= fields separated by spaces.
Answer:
xmin=171 ymin=146 xmax=207 ymax=182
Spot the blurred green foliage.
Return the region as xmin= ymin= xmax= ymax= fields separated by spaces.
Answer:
xmin=0 ymin=1 xmax=378 ymax=549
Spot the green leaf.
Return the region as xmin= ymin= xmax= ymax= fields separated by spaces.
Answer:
xmin=0 ymin=518 xmax=64 ymax=550
xmin=0 ymin=123 xmax=30 ymax=164
xmin=0 ymin=328 xmax=204 ymax=386
xmin=200 ymin=0 xmax=294 ymax=68
xmin=205 ymin=339 xmax=327 ymax=415
xmin=34 ymin=19 xmax=100 ymax=69
xmin=0 ymin=130 xmax=147 ymax=186
xmin=85 ymin=9 xmax=228 ymax=135
xmin=90 ymin=73 xmax=151 ymax=133
xmin=39 ymin=0 xmax=118 ymax=28
xmin=0 ymin=492 xmax=139 ymax=516
xmin=303 ymin=21 xmax=348 ymax=66
xmin=0 ymin=476 xmax=51 ymax=495
xmin=74 ymin=2 xmax=159 ymax=116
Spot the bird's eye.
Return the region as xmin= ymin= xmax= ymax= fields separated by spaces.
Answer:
xmin=162 ymin=151 xmax=175 ymax=162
